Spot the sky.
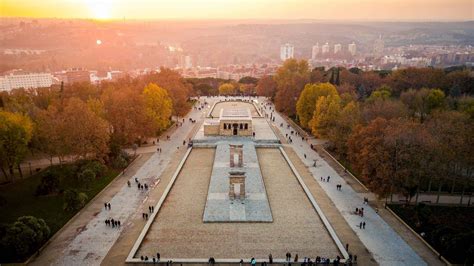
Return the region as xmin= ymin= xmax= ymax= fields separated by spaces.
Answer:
xmin=1 ymin=0 xmax=473 ymax=21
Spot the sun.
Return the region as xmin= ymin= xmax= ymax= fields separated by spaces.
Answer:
xmin=85 ymin=0 xmax=112 ymax=20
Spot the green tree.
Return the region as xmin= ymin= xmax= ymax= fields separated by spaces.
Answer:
xmin=143 ymin=83 xmax=173 ymax=133
xmin=426 ymin=88 xmax=446 ymax=111
xmin=0 ymin=111 xmax=33 ymax=180
xmin=296 ymin=83 xmax=338 ymax=129
xmin=77 ymin=168 xmax=96 ymax=189
xmin=63 ymin=189 xmax=88 ymax=212
xmin=1 ymin=216 xmax=50 ymax=259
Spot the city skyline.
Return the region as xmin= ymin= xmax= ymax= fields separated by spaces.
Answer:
xmin=1 ymin=0 xmax=473 ymax=21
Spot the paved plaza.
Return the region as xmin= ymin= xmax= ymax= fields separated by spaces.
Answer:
xmin=28 ymin=96 xmax=437 ymax=266
xmin=134 ymin=148 xmax=341 ymax=260
xmin=210 ymin=100 xmax=260 ymax=117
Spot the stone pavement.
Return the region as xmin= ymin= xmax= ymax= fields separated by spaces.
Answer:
xmin=29 ymin=100 xmax=210 ymax=266
xmin=203 ymin=141 xmax=272 ymax=222
xmin=260 ymin=99 xmax=428 ymax=266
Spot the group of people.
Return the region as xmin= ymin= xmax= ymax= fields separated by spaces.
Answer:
xmin=135 ymin=177 xmax=148 ymax=191
xmin=103 ymin=202 xmax=111 ymax=210
xmin=104 ymin=218 xmax=121 ymax=228
xmin=320 ymin=176 xmax=331 ymax=182
xmin=355 ymin=207 xmax=364 ymax=217
xmin=336 ymin=184 xmax=343 ymax=191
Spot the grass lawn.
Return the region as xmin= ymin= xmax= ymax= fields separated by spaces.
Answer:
xmin=389 ymin=204 xmax=474 ymax=264
xmin=0 ymin=163 xmax=121 ymax=262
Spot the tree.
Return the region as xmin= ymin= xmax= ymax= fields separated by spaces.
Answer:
xmin=238 ymin=76 xmax=258 ymax=84
xmin=218 ymin=83 xmax=235 ymax=95
xmin=102 ymin=86 xmax=153 ymax=145
xmin=310 ymin=94 xmax=341 ymax=138
xmin=61 ymin=98 xmax=110 ymax=160
xmin=35 ymin=105 xmax=69 ymax=164
xmin=274 ymin=59 xmax=310 ymax=116
xmin=296 ymin=83 xmax=338 ymax=129
xmin=367 ymin=85 xmax=392 ymax=102
xmin=348 ymin=118 xmax=393 ymax=197
xmin=400 ymin=88 xmax=432 ymax=121
xmin=0 ymin=216 xmax=50 ymax=259
xmin=239 ymin=83 xmax=256 ymax=95
xmin=143 ymin=83 xmax=173 ymax=133
xmin=362 ymin=99 xmax=408 ymax=124
xmin=256 ymin=75 xmax=277 ymax=98
xmin=63 ymin=189 xmax=88 ymax=212
xmin=77 ymin=168 xmax=96 ymax=189
xmin=143 ymin=68 xmax=192 ymax=117
xmin=426 ymin=88 xmax=446 ymax=111
xmin=327 ymin=101 xmax=361 ymax=156
xmin=0 ymin=111 xmax=33 ymax=180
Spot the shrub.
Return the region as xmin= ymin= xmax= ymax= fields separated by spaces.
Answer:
xmin=35 ymin=172 xmax=60 ymax=196
xmin=83 ymin=161 xmax=106 ymax=176
xmin=77 ymin=169 xmax=95 ymax=189
xmin=63 ymin=189 xmax=88 ymax=212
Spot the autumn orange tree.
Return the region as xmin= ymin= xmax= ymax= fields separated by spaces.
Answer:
xmin=273 ymin=59 xmax=310 ymax=116
xmin=256 ymin=75 xmax=277 ymax=98
xmin=101 ymin=86 xmax=153 ymax=145
xmin=142 ymin=68 xmax=192 ymax=117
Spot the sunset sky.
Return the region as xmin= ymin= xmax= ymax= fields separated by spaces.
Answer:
xmin=1 ymin=0 xmax=473 ymax=21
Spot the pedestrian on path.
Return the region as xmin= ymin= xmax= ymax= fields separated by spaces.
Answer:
xmin=359 ymin=221 xmax=362 ymax=229
xmin=104 ymin=202 xmax=108 ymax=210
xmin=362 ymin=222 xmax=366 ymax=229
xmin=108 ymin=203 xmax=111 ymax=210
xmin=327 ymin=176 xmax=330 ymax=182
xmin=127 ymin=180 xmax=131 ymax=187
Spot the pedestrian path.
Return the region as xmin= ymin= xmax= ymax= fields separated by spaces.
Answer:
xmin=33 ymin=103 xmax=207 ymax=266
xmin=263 ymin=102 xmax=426 ymax=266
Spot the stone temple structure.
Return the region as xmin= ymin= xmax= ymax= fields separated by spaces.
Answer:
xmin=203 ymin=108 xmax=253 ymax=136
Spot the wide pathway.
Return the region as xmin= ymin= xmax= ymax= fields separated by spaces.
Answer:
xmin=29 ymin=100 xmax=210 ymax=266
xmin=260 ymin=100 xmax=427 ymax=266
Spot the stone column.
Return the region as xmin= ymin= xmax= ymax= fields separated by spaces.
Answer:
xmin=238 ymin=148 xmax=243 ymax=167
xmin=229 ymin=145 xmax=235 ymax=167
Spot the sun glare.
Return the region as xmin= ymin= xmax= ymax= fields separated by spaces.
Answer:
xmin=85 ymin=0 xmax=112 ymax=20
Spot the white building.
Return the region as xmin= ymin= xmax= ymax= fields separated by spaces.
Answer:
xmin=321 ymin=43 xmax=330 ymax=54
xmin=334 ymin=44 xmax=342 ymax=54
xmin=373 ymin=35 xmax=385 ymax=57
xmin=311 ymin=43 xmax=320 ymax=60
xmin=0 ymin=72 xmax=54 ymax=92
xmin=280 ymin=43 xmax=294 ymax=61
xmin=184 ymin=55 xmax=192 ymax=69
xmin=348 ymin=42 xmax=357 ymax=56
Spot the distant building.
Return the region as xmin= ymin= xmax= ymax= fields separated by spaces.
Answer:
xmin=348 ymin=42 xmax=357 ymax=56
xmin=0 ymin=72 xmax=54 ymax=92
xmin=311 ymin=43 xmax=320 ymax=60
xmin=280 ymin=43 xmax=294 ymax=61
xmin=184 ymin=55 xmax=192 ymax=69
xmin=321 ymin=43 xmax=330 ymax=54
xmin=65 ymin=68 xmax=91 ymax=84
xmin=373 ymin=35 xmax=384 ymax=57
xmin=334 ymin=44 xmax=342 ymax=54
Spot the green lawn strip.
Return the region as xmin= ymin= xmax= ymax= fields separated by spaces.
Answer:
xmin=0 ymin=165 xmax=120 ymax=246
xmin=389 ymin=204 xmax=474 ymax=264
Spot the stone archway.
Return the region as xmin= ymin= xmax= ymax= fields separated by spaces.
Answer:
xmin=229 ymin=144 xmax=243 ymax=167
xmin=229 ymin=171 xmax=246 ymax=200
